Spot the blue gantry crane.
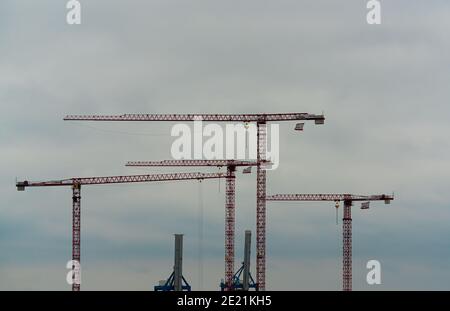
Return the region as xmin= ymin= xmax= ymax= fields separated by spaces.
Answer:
xmin=155 ymin=234 xmax=191 ymax=291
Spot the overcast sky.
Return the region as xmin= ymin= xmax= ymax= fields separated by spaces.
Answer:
xmin=1 ymin=0 xmax=450 ymax=290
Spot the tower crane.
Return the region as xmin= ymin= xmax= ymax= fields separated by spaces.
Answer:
xmin=64 ymin=112 xmax=325 ymax=290
xmin=265 ymin=193 xmax=393 ymax=291
xmin=17 ymin=172 xmax=227 ymax=291
xmin=125 ymin=159 xmax=265 ymax=290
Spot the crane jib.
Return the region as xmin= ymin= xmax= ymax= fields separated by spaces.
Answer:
xmin=16 ymin=172 xmax=228 ymax=190
xmin=64 ymin=113 xmax=325 ymax=123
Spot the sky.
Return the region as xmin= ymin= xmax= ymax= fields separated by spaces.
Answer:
xmin=1 ymin=0 xmax=450 ymax=290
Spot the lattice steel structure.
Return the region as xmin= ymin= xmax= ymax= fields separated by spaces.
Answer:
xmin=342 ymin=200 xmax=352 ymax=291
xmin=72 ymin=183 xmax=81 ymax=291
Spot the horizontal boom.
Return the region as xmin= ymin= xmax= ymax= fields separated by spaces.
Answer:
xmin=266 ymin=194 xmax=393 ymax=203
xmin=64 ymin=113 xmax=325 ymax=123
xmin=17 ymin=172 xmax=228 ymax=190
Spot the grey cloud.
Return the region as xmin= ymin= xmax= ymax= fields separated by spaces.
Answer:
xmin=1 ymin=0 xmax=450 ymax=290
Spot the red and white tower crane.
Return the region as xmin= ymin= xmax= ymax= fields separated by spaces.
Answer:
xmin=17 ymin=172 xmax=227 ymax=291
xmin=64 ymin=112 xmax=325 ymax=290
xmin=265 ymin=193 xmax=393 ymax=291
xmin=125 ymin=159 xmax=264 ymax=290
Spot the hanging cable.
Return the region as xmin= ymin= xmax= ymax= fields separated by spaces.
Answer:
xmin=218 ymin=167 xmax=222 ymax=193
xmin=244 ymin=122 xmax=249 ymax=156
xmin=198 ymin=181 xmax=204 ymax=291
xmin=335 ymin=201 xmax=339 ymax=225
